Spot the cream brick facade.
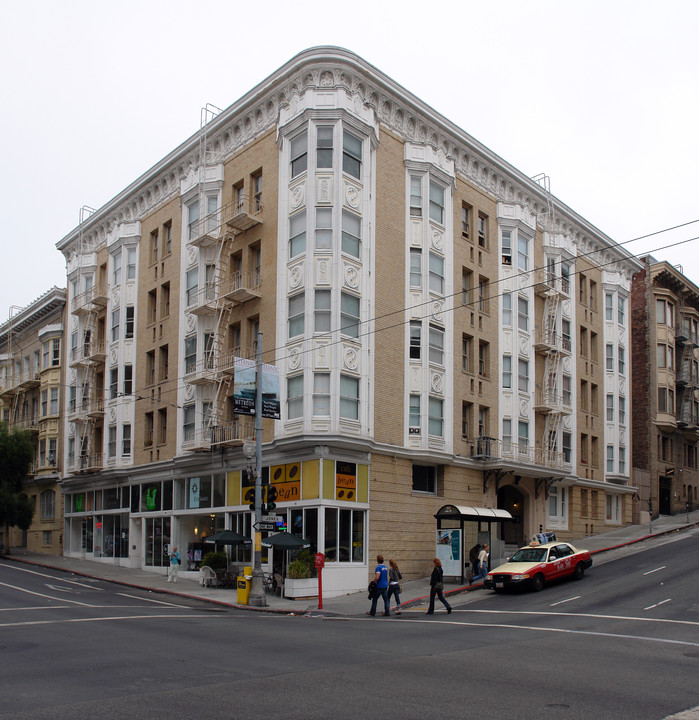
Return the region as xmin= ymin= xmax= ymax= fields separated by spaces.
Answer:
xmin=52 ymin=47 xmax=640 ymax=594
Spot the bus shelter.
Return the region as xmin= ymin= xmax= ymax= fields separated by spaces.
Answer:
xmin=434 ymin=505 xmax=513 ymax=584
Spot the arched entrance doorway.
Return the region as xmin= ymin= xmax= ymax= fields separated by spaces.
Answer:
xmin=498 ymin=485 xmax=525 ymax=546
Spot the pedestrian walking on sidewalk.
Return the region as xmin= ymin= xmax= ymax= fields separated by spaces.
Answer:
xmin=387 ymin=559 xmax=403 ymax=614
xmin=426 ymin=558 xmax=451 ymax=615
xmin=167 ymin=545 xmax=181 ymax=583
xmin=471 ymin=544 xmax=489 ymax=583
xmin=366 ymin=554 xmax=390 ymax=616
xmin=468 ymin=543 xmax=481 ymax=583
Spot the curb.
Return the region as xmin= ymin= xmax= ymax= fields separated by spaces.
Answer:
xmin=3 ymin=519 xmax=697 ymax=616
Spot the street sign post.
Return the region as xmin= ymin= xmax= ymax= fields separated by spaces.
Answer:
xmin=253 ymin=522 xmax=276 ymax=531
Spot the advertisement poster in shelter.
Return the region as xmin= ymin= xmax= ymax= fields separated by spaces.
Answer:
xmin=435 ymin=529 xmax=461 ymax=577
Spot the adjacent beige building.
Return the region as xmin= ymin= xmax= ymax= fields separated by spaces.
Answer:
xmin=0 ymin=287 xmax=66 ymax=554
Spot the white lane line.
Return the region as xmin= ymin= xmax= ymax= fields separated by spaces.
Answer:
xmin=0 ymin=581 xmax=97 ymax=607
xmin=458 ymin=608 xmax=699 ymax=628
xmin=345 ymin=616 xmax=699 ymax=648
xmin=0 ymin=562 xmax=104 ymax=590
xmin=117 ymin=593 xmax=190 ymax=608
xmin=550 ymin=596 xmax=581 ymax=607
xmin=0 ymin=606 xmax=73 ymax=612
xmin=644 ymin=598 xmax=672 ymax=611
xmin=643 ymin=566 xmax=667 ymax=576
xmin=0 ymin=613 xmax=212 ymax=629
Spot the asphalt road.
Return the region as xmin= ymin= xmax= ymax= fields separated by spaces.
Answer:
xmin=1 ymin=528 xmax=698 ymax=720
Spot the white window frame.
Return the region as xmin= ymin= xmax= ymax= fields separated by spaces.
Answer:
xmin=290 ymin=131 xmax=308 ymax=177
xmin=502 ymin=355 xmax=512 ymax=389
xmin=290 ymin=211 xmax=307 ymax=258
xmin=428 ymin=252 xmax=444 ymax=295
xmin=339 ymin=374 xmax=359 ymax=420
xmin=313 ymin=373 xmax=330 ymax=416
xmin=428 ymin=181 xmax=445 ymax=225
xmin=341 ymin=210 xmax=361 ymax=258
xmin=314 ymin=289 xmax=331 ymax=333
xmin=428 ymin=396 xmax=443 ymax=437
xmin=287 ymin=375 xmax=304 ymax=419
xmin=502 ymin=292 xmax=512 ymax=326
xmin=288 ymin=293 xmax=305 ymax=338
xmin=428 ymin=325 xmax=444 ymax=366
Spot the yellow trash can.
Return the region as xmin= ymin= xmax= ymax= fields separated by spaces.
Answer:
xmin=237 ymin=574 xmax=251 ymax=605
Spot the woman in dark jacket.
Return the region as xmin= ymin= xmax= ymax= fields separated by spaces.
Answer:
xmin=426 ymin=557 xmax=452 ymax=615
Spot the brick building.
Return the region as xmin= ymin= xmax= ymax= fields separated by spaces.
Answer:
xmin=54 ymin=47 xmax=640 ymax=594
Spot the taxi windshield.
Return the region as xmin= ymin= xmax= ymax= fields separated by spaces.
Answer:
xmin=510 ymin=547 xmax=547 ymax=563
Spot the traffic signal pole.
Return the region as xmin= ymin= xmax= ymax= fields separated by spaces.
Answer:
xmin=248 ymin=332 xmax=266 ymax=607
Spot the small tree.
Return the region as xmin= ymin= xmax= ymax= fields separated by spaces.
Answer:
xmin=0 ymin=424 xmax=35 ymax=553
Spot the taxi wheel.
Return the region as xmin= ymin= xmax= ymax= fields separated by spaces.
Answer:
xmin=573 ymin=562 xmax=585 ymax=580
xmin=531 ymin=573 xmax=545 ymax=592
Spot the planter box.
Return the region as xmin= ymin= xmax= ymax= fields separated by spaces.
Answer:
xmin=284 ymin=577 xmax=318 ymax=599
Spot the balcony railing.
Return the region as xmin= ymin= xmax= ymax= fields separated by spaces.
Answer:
xmin=67 ymin=453 xmax=103 ymax=473
xmin=217 ymin=271 xmax=262 ymax=304
xmin=188 ymin=212 xmax=222 ymax=248
xmin=468 ymin=436 xmax=565 ymax=470
xmin=184 ymin=356 xmax=216 ymax=384
xmin=71 ymin=285 xmax=108 ymax=315
xmin=223 ymin=196 xmax=263 ymax=233
xmin=187 ymin=282 xmax=218 ymax=315
xmin=534 ymin=389 xmax=561 ymax=413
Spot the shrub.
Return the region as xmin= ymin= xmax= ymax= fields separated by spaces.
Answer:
xmin=201 ymin=551 xmax=227 ymax=570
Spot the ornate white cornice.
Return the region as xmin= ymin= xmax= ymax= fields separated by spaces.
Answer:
xmin=56 ymin=46 xmax=642 ymax=279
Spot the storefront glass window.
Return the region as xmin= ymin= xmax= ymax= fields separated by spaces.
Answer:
xmin=145 ymin=517 xmax=171 ymax=567
xmin=131 ymin=485 xmax=140 ymax=513
xmin=213 ymin=474 xmax=225 ymax=507
xmin=81 ymin=517 xmax=93 ymax=552
xmin=162 ymin=480 xmax=173 ymax=510
xmin=95 ymin=513 xmax=128 ymax=558
xmin=186 ymin=477 xmax=212 ymax=509
xmin=352 ymin=511 xmax=364 ymax=562
xmin=103 ymin=488 xmax=120 ymax=510
xmin=324 ymin=508 xmax=365 ymax=562
xmin=141 ymin=483 xmax=161 ymax=512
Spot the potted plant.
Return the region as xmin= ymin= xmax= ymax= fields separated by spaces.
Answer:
xmin=200 ymin=550 xmax=227 ymax=571
xmin=285 ymin=551 xmax=317 ymax=599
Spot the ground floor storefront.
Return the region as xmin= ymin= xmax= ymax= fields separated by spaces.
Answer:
xmin=61 ymin=445 xmax=635 ymax=596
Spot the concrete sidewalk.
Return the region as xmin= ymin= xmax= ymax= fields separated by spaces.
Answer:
xmin=3 ymin=509 xmax=698 ymax=616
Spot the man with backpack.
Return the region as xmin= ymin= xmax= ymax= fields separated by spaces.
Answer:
xmin=366 ymin=554 xmax=391 ymax=616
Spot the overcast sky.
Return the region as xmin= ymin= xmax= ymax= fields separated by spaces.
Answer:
xmin=1 ymin=0 xmax=697 ymax=320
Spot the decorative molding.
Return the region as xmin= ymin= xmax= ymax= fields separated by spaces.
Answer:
xmin=316 ymin=175 xmax=333 ymax=204
xmin=287 ymin=345 xmax=303 ymax=372
xmin=290 ymin=182 xmax=306 ymax=211
xmin=343 ymin=181 xmax=361 ymax=210
xmin=342 ymin=344 xmax=360 ymax=372
xmin=430 ymin=300 xmax=444 ymax=324
xmin=343 ymin=262 xmax=360 ymax=291
xmin=288 ymin=263 xmax=304 ymax=290
xmin=57 ymin=48 xmax=641 ymax=283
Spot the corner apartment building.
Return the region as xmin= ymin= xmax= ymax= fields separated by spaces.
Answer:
xmin=56 ymin=47 xmax=640 ymax=594
xmin=631 ymin=256 xmax=699 ymax=518
xmin=0 ymin=287 xmax=67 ymax=554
